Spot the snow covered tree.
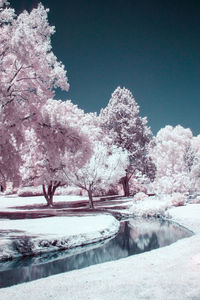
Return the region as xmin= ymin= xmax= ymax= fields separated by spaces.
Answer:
xmin=100 ymin=87 xmax=155 ymax=196
xmin=150 ymin=125 xmax=194 ymax=194
xmin=21 ymin=99 xmax=92 ymax=206
xmin=0 ymin=2 xmax=68 ymax=189
xmin=64 ymin=142 xmax=128 ymax=209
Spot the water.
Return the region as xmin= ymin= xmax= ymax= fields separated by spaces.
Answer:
xmin=0 ymin=217 xmax=193 ymax=288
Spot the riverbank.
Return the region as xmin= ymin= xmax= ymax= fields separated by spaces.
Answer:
xmin=0 ymin=203 xmax=200 ymax=299
xmin=0 ymin=214 xmax=120 ymax=261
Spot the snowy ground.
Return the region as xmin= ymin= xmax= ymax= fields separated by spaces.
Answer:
xmin=0 ymin=203 xmax=200 ymax=299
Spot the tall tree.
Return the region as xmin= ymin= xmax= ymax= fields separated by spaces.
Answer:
xmin=100 ymin=86 xmax=155 ymax=196
xmin=0 ymin=2 xmax=68 ymax=189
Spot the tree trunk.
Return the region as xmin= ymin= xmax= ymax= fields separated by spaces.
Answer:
xmin=42 ymin=181 xmax=61 ymax=207
xmin=121 ymin=175 xmax=130 ymax=197
xmin=88 ymin=189 xmax=94 ymax=209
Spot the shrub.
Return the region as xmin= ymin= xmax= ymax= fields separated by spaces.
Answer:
xmin=130 ymin=199 xmax=170 ymax=217
xmin=169 ymin=192 xmax=186 ymax=207
xmin=55 ymin=186 xmax=87 ymax=196
xmin=13 ymin=237 xmax=34 ymax=256
xmin=133 ymin=192 xmax=149 ymax=202
xmin=17 ymin=186 xmax=43 ymax=197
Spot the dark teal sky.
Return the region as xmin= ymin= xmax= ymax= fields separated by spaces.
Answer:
xmin=12 ymin=0 xmax=200 ymax=135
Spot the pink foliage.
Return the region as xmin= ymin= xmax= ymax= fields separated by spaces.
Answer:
xmin=100 ymin=86 xmax=155 ymax=196
xmin=21 ymin=99 xmax=92 ymax=205
xmin=0 ymin=2 xmax=68 ymax=189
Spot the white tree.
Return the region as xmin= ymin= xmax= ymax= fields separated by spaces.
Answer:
xmin=64 ymin=142 xmax=128 ymax=208
xmin=100 ymin=86 xmax=155 ymax=196
xmin=150 ymin=125 xmax=194 ymax=194
xmin=21 ymin=99 xmax=92 ymax=206
xmin=189 ymin=134 xmax=200 ymax=193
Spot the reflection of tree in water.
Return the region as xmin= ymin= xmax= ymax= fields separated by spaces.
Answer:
xmin=117 ymin=221 xmax=159 ymax=255
xmin=0 ymin=218 xmax=191 ymax=288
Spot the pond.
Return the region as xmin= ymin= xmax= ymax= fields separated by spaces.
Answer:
xmin=0 ymin=217 xmax=193 ymax=288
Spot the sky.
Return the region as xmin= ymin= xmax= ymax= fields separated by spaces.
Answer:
xmin=11 ymin=0 xmax=200 ymax=135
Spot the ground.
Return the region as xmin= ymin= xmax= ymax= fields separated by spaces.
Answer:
xmin=0 ymin=195 xmax=200 ymax=300
xmin=0 ymin=195 xmax=120 ymax=260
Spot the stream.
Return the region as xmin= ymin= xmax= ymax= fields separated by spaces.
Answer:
xmin=0 ymin=217 xmax=193 ymax=288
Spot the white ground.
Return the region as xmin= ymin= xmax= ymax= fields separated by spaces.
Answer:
xmin=0 ymin=215 xmax=118 ymax=237
xmin=0 ymin=215 xmax=120 ymax=260
xmin=0 ymin=195 xmax=120 ymax=259
xmin=0 ymin=194 xmax=88 ymax=212
xmin=0 ymin=197 xmax=200 ymax=299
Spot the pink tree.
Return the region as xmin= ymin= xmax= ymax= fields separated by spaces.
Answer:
xmin=100 ymin=87 xmax=155 ymax=196
xmin=21 ymin=99 xmax=92 ymax=206
xmin=0 ymin=2 xmax=68 ymax=190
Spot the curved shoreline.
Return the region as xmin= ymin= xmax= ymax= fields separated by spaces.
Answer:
xmin=0 ymin=215 xmax=120 ymax=261
xmin=0 ymin=204 xmax=200 ymax=300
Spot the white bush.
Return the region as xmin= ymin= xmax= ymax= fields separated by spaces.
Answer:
xmin=133 ymin=192 xmax=149 ymax=202
xmin=169 ymin=192 xmax=186 ymax=207
xmin=162 ymin=193 xmax=186 ymax=207
xmin=55 ymin=186 xmax=87 ymax=196
xmin=130 ymin=198 xmax=170 ymax=217
xmin=17 ymin=186 xmax=43 ymax=197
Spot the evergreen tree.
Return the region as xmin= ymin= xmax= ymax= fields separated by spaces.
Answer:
xmin=100 ymin=87 xmax=155 ymax=196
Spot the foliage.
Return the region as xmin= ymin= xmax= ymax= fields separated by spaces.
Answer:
xmin=190 ymin=135 xmax=200 ymax=192
xmin=133 ymin=192 xmax=149 ymax=202
xmin=100 ymin=86 xmax=155 ymax=196
xmin=169 ymin=193 xmax=186 ymax=207
xmin=150 ymin=125 xmax=196 ymax=194
xmin=0 ymin=2 xmax=68 ymax=189
xmin=64 ymin=142 xmax=128 ymax=208
xmin=21 ymin=99 xmax=92 ymax=206
xmin=130 ymin=197 xmax=170 ymax=217
xmin=13 ymin=236 xmax=34 ymax=256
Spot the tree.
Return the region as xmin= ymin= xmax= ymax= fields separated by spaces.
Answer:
xmin=150 ymin=125 xmax=194 ymax=194
xmin=100 ymin=86 xmax=155 ymax=196
xmin=188 ymin=134 xmax=200 ymax=193
xmin=63 ymin=142 xmax=128 ymax=209
xmin=0 ymin=2 xmax=68 ymax=189
xmin=21 ymin=99 xmax=92 ymax=206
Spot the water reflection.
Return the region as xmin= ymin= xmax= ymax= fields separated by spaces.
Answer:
xmin=0 ymin=218 xmax=192 ymax=288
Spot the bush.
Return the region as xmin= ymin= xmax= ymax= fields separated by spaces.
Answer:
xmin=169 ymin=192 xmax=186 ymax=207
xmin=17 ymin=186 xmax=43 ymax=197
xmin=55 ymin=186 xmax=87 ymax=196
xmin=13 ymin=237 xmax=34 ymax=256
xmin=18 ymin=185 xmax=88 ymax=197
xmin=130 ymin=198 xmax=170 ymax=217
xmin=133 ymin=192 xmax=149 ymax=202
